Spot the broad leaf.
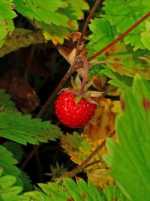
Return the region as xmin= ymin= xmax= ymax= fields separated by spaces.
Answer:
xmin=0 ymin=112 xmax=61 ymax=144
xmin=105 ymin=75 xmax=150 ymax=200
xmin=14 ymin=0 xmax=89 ymax=44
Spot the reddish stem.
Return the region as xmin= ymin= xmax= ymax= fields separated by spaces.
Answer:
xmin=64 ymin=141 xmax=105 ymax=178
xmin=37 ymin=67 xmax=74 ymax=118
xmin=81 ymin=0 xmax=103 ymax=39
xmin=89 ymin=12 xmax=150 ymax=61
xmin=22 ymin=65 xmax=75 ymax=169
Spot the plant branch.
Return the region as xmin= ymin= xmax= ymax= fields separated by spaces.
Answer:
xmin=37 ymin=66 xmax=74 ymax=118
xmin=89 ymin=12 xmax=150 ymax=61
xmin=22 ymin=67 xmax=75 ymax=169
xmin=22 ymin=145 xmax=38 ymax=169
xmin=84 ymin=159 xmax=102 ymax=169
xmin=21 ymin=2 xmax=102 ymax=168
xmin=24 ymin=47 xmax=35 ymax=81
xmin=0 ymin=28 xmax=45 ymax=58
xmin=21 ymin=8 xmax=149 ymax=171
xmin=81 ymin=0 xmax=103 ymax=39
xmin=64 ymin=140 xmax=105 ymax=178
xmin=22 ymin=52 xmax=79 ymax=169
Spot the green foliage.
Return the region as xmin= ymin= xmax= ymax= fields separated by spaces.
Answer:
xmin=88 ymin=0 xmax=150 ymax=79
xmin=0 ymin=145 xmax=29 ymax=188
xmin=0 ymin=168 xmax=122 ymax=201
xmin=88 ymin=0 xmax=150 ymax=52
xmin=0 ymin=90 xmax=61 ymax=144
xmin=0 ymin=0 xmax=89 ymax=47
xmin=2 ymin=75 xmax=150 ymax=199
xmin=0 ymin=111 xmax=61 ymax=144
xmin=141 ymin=20 xmax=150 ymax=49
xmin=88 ymin=41 xmax=150 ymax=80
xmin=62 ymin=132 xmax=91 ymax=151
xmin=105 ymin=75 xmax=150 ymax=200
xmin=61 ymin=132 xmax=92 ymax=163
xmin=14 ymin=0 xmax=68 ymax=26
xmin=104 ymin=186 xmax=127 ymax=201
xmin=0 ymin=169 xmax=22 ymax=201
xmin=104 ymin=0 xmax=150 ymax=50
xmin=0 ymin=0 xmax=16 ymax=47
xmin=87 ymin=18 xmax=115 ymax=55
xmin=14 ymin=0 xmax=89 ymax=43
xmin=22 ymin=178 xmax=108 ymax=201
xmin=0 ymin=1 xmax=150 ymax=200
xmin=66 ymin=1 xmax=89 ymax=19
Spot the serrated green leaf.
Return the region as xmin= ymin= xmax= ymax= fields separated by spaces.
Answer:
xmin=25 ymin=178 xmax=106 ymax=201
xmin=21 ymin=191 xmax=48 ymax=201
xmin=40 ymin=22 xmax=70 ymax=44
xmin=89 ymin=42 xmax=150 ymax=80
xmin=141 ymin=20 xmax=150 ymax=50
xmin=67 ymin=0 xmax=89 ymax=19
xmin=104 ymin=186 xmax=127 ymax=201
xmin=0 ymin=111 xmax=61 ymax=145
xmin=38 ymin=181 xmax=68 ymax=201
xmin=14 ymin=0 xmax=89 ymax=44
xmin=87 ymin=18 xmax=115 ymax=55
xmin=105 ymin=75 xmax=150 ymax=200
xmin=88 ymin=0 xmax=150 ymax=53
xmin=103 ymin=0 xmax=150 ymax=50
xmin=0 ymin=174 xmax=120 ymax=201
xmin=64 ymin=179 xmax=82 ymax=201
xmin=0 ymin=145 xmax=27 ymax=188
xmin=0 ymin=170 xmax=22 ymax=201
xmin=14 ymin=0 xmax=68 ymax=26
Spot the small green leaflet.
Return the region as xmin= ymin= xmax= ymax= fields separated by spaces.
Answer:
xmin=0 ymin=169 xmax=22 ymax=201
xmin=87 ymin=18 xmax=115 ymax=55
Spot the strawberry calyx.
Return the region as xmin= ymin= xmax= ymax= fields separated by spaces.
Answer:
xmin=60 ymin=75 xmax=102 ymax=104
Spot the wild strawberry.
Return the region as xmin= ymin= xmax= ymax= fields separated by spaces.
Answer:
xmin=54 ymin=90 xmax=97 ymax=128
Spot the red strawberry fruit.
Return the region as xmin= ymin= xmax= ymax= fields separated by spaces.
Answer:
xmin=54 ymin=90 xmax=97 ymax=128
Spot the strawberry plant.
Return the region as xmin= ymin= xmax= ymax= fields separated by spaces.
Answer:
xmin=0 ymin=0 xmax=150 ymax=200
